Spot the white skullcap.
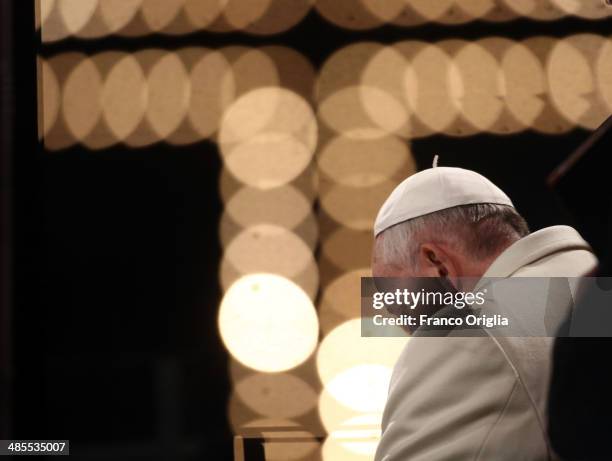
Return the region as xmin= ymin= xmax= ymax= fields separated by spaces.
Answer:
xmin=374 ymin=166 xmax=514 ymax=236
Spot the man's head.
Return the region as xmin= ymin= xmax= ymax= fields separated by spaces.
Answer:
xmin=372 ymin=167 xmax=529 ymax=286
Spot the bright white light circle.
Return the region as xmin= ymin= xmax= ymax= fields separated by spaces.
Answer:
xmin=219 ymin=273 xmax=319 ymax=372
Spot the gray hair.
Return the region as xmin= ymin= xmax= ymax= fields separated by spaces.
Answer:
xmin=374 ymin=203 xmax=529 ymax=269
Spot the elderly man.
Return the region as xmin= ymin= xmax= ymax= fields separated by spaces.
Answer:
xmin=372 ymin=166 xmax=597 ymax=461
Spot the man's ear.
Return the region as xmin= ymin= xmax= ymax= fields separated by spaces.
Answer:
xmin=418 ymin=243 xmax=458 ymax=281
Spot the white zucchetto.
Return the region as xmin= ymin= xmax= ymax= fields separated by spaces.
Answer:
xmin=374 ymin=166 xmax=514 ymax=236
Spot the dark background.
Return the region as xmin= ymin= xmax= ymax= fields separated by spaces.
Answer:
xmin=4 ymin=1 xmax=612 ymax=459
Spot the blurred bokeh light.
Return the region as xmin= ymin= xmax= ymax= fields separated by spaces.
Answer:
xmin=35 ymin=1 xmax=612 ymax=458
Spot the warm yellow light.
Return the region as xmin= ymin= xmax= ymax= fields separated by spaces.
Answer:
xmin=316 ymin=319 xmax=407 ymax=387
xmin=225 ymin=185 xmax=313 ymax=230
xmin=405 ymin=43 xmax=459 ymax=136
xmin=318 ymin=86 xmax=387 ymax=139
xmin=360 ymin=46 xmax=413 ymax=137
xmin=218 ymin=273 xmax=319 ymax=372
xmin=140 ymin=0 xmax=183 ymax=32
xmin=322 ymin=414 xmax=382 ymax=460
xmin=452 ymin=41 xmax=504 ymax=133
xmin=188 ymin=50 xmax=235 ymax=139
xmin=315 ymin=0 xmax=387 ymax=30
xmin=62 ymin=56 xmax=102 ymax=142
xmin=39 ymin=59 xmax=60 ymax=140
xmin=502 ymin=0 xmax=564 ymax=20
xmin=235 ymin=0 xmax=313 ymax=35
xmin=146 ymin=52 xmax=190 ymax=139
xmin=501 ymin=42 xmax=546 ymax=130
xmin=548 ymin=35 xmax=609 ymax=129
xmin=102 ymin=53 xmax=147 ymax=142
xmin=318 ymin=134 xmax=414 ymax=187
xmin=234 ymin=371 xmax=318 ymax=419
xmin=320 ymin=180 xmax=397 ymax=230
xmin=183 ymin=0 xmax=227 ymax=28
xmin=219 ymin=87 xmax=317 ymax=188
xmin=39 ymin=0 xmax=56 ymax=29
xmin=327 ymin=364 xmax=392 ymax=413
xmin=596 ymin=39 xmax=612 ymax=113
xmin=321 ymin=228 xmax=373 ymax=272
xmin=222 ymin=0 xmax=271 ymax=30
xmin=319 ymin=268 xmax=370 ymax=335
xmin=221 ymin=224 xmax=318 ymax=299
xmin=58 ymin=0 xmax=98 ymax=34
xmin=409 ymin=0 xmax=454 ymax=21
xmin=98 ymin=0 xmax=142 ymax=34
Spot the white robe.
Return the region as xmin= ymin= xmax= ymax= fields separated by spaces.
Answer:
xmin=375 ymin=226 xmax=598 ymax=461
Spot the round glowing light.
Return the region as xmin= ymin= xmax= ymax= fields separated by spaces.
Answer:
xmin=409 ymin=0 xmax=454 ymax=21
xmin=568 ymin=0 xmax=612 ymax=19
xmin=241 ymin=0 xmax=314 ymax=35
xmin=360 ymin=0 xmax=406 ymax=23
xmin=220 ymin=87 xmax=316 ymax=146
xmin=184 ymin=0 xmax=227 ymax=28
xmin=315 ymin=0 xmax=386 ymax=30
xmin=321 ymin=414 xmax=381 ymax=460
xmin=146 ymin=52 xmax=191 ymax=139
xmin=320 ymin=180 xmax=397 ymax=230
xmin=62 ymin=56 xmax=102 ymax=142
xmin=361 ymin=46 xmax=413 ymax=137
xmin=221 ymin=0 xmax=271 ymax=30
xmin=261 ymin=46 xmax=316 ymax=103
xmin=235 ymin=372 xmax=318 ymax=418
xmin=188 ymin=50 xmax=236 ymax=139
xmin=359 ymin=86 xmax=410 ymax=137
xmin=219 ymin=88 xmax=316 ymax=188
xmin=522 ymin=36 xmax=573 ymax=134
xmin=318 ymin=135 xmax=414 ymax=187
xmin=318 ymin=86 xmax=387 ymax=139
xmin=317 ymin=43 xmax=384 ymax=103
xmin=58 ymin=0 xmax=98 ymax=34
xmin=98 ymin=0 xmax=142 ymax=34
xmin=102 ymin=54 xmax=147 ymax=142
xmin=321 ymin=228 xmax=373 ymax=271
xmin=223 ymin=224 xmax=315 ymax=276
xmin=140 ymin=0 xmax=183 ymax=32
xmin=502 ymin=0 xmax=565 ymax=20
xmin=455 ymin=0 xmax=496 ymax=19
xmin=550 ymin=0 xmax=580 ymax=14
xmin=406 ymin=43 xmax=459 ymax=136
xmin=220 ymin=164 xmax=319 ymax=209
xmin=223 ymin=132 xmax=314 ymax=189
xmin=319 ymin=269 xmax=370 ymax=335
xmin=500 ymin=41 xmax=546 ymax=130
xmin=39 ymin=59 xmax=61 ymax=140
xmin=221 ymin=224 xmax=318 ymax=298
xmin=451 ymin=41 xmax=504 ymax=132
xmin=318 ymin=387 xmax=380 ymax=436
xmin=224 ymin=47 xmax=280 ymax=97
xmin=327 ymin=364 xmax=392 ymax=413
xmin=43 ymin=53 xmax=86 ymax=150
xmin=220 ymin=211 xmax=318 ymax=255
xmin=547 ymin=35 xmax=608 ymax=129
xmin=316 ymin=319 xmax=407 ymax=386
xmin=226 ymin=184 xmax=313 ymax=230
xmin=218 ymin=273 xmax=319 ymax=372
xmin=39 ymin=0 xmax=55 ymax=28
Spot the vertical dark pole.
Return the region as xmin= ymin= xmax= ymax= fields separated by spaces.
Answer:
xmin=0 ymin=0 xmax=13 ymax=440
